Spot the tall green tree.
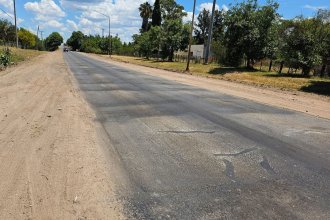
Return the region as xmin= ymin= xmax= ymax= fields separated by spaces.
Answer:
xmin=18 ymin=28 xmax=36 ymax=49
xmin=45 ymin=32 xmax=63 ymax=51
xmin=223 ymin=0 xmax=279 ymax=67
xmin=161 ymin=0 xmax=186 ymax=20
xmin=67 ymin=31 xmax=85 ymax=51
xmin=133 ymin=26 xmax=161 ymax=59
xmin=152 ymin=0 xmax=162 ymax=26
xmin=194 ymin=9 xmax=224 ymax=45
xmin=139 ymin=2 xmax=153 ymax=32
xmin=0 ymin=19 xmax=16 ymax=44
xmin=315 ymin=9 xmax=330 ymax=76
xmin=194 ymin=9 xmax=210 ymax=45
xmin=279 ymin=11 xmax=330 ymax=76
xmin=159 ymin=0 xmax=189 ymax=61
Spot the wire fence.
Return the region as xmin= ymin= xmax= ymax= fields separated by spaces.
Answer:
xmin=0 ymin=41 xmax=21 ymax=48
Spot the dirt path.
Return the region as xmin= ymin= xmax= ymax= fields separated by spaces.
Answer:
xmin=0 ymin=51 xmax=124 ymax=219
xmin=84 ymin=53 xmax=330 ymax=120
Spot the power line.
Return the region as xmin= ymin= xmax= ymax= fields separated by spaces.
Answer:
xmin=0 ymin=7 xmax=13 ymax=19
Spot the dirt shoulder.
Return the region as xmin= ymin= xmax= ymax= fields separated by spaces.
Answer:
xmin=0 ymin=51 xmax=124 ymax=219
xmin=82 ymin=53 xmax=330 ymax=120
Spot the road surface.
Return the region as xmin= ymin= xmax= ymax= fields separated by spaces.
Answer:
xmin=64 ymin=52 xmax=330 ymax=219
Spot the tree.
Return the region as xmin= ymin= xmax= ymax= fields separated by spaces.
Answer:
xmin=213 ymin=10 xmax=225 ymax=42
xmin=223 ymin=0 xmax=279 ymax=67
xmin=194 ymin=9 xmax=224 ymax=45
xmin=194 ymin=9 xmax=210 ymax=45
xmin=0 ymin=19 xmax=16 ymax=45
xmin=161 ymin=0 xmax=186 ymax=21
xmin=133 ymin=26 xmax=161 ymax=59
xmin=81 ymin=35 xmax=101 ymax=53
xmin=158 ymin=0 xmax=188 ymax=61
xmin=152 ymin=0 xmax=162 ymax=26
xmin=18 ymin=28 xmax=36 ymax=49
xmin=139 ymin=2 xmax=152 ymax=32
xmin=279 ymin=15 xmax=326 ymax=76
xmin=45 ymin=32 xmax=63 ymax=51
xmin=67 ymin=31 xmax=84 ymax=51
xmin=159 ymin=19 xmax=189 ymax=61
xmin=315 ymin=9 xmax=330 ymax=76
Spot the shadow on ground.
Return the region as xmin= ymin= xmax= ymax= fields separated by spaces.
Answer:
xmin=208 ymin=67 xmax=254 ymax=75
xmin=300 ymin=81 xmax=330 ymax=96
xmin=265 ymin=73 xmax=310 ymax=78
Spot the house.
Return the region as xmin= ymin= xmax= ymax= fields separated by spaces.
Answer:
xmin=175 ymin=44 xmax=212 ymax=59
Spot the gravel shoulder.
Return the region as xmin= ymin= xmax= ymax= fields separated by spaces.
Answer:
xmin=0 ymin=51 xmax=124 ymax=219
xmin=83 ymin=53 xmax=330 ymax=120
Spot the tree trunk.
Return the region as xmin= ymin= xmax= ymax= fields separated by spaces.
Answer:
xmin=142 ymin=18 xmax=148 ymax=32
xmin=279 ymin=61 xmax=284 ymax=74
xmin=168 ymin=49 xmax=174 ymax=62
xmin=302 ymin=66 xmax=311 ymax=76
xmin=268 ymin=60 xmax=273 ymax=72
xmin=247 ymin=58 xmax=253 ymax=69
xmin=320 ymin=64 xmax=326 ymax=78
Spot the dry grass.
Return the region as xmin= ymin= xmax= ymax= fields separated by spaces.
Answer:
xmin=110 ymin=55 xmax=330 ymax=95
xmin=0 ymin=46 xmax=45 ymax=64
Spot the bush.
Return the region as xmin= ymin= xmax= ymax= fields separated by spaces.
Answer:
xmin=0 ymin=48 xmax=11 ymax=67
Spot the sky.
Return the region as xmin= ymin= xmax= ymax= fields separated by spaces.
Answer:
xmin=0 ymin=0 xmax=329 ymax=42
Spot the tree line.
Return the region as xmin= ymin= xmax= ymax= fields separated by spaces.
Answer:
xmin=0 ymin=19 xmax=63 ymax=51
xmin=134 ymin=0 xmax=330 ymax=77
xmin=65 ymin=0 xmax=329 ymax=77
xmin=66 ymin=31 xmax=133 ymax=55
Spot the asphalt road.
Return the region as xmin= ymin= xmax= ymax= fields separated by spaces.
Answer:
xmin=64 ymin=52 xmax=330 ymax=219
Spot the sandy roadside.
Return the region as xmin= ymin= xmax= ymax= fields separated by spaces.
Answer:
xmin=0 ymin=51 xmax=125 ymax=219
xmin=83 ymin=53 xmax=330 ymax=120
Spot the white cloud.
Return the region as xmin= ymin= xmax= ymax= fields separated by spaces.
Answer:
xmin=67 ymin=19 xmax=78 ymax=31
xmin=24 ymin=0 xmax=66 ymax=19
xmin=303 ymin=5 xmax=327 ymax=11
xmin=183 ymin=11 xmax=193 ymax=23
xmin=0 ymin=0 xmax=13 ymax=9
xmin=24 ymin=0 xmax=67 ymax=38
xmin=0 ymin=0 xmax=23 ymax=24
xmin=222 ymin=4 xmax=229 ymax=12
xmin=48 ymin=19 xmax=64 ymax=28
xmin=60 ymin=0 xmax=154 ymax=42
xmin=198 ymin=3 xmax=220 ymax=12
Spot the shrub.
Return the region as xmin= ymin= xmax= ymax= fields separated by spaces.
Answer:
xmin=0 ymin=48 xmax=11 ymax=67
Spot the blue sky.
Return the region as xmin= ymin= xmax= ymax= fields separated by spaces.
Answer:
xmin=0 ymin=0 xmax=329 ymax=42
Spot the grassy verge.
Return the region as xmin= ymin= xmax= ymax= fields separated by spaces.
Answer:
xmin=110 ymin=55 xmax=330 ymax=96
xmin=0 ymin=46 xmax=45 ymax=65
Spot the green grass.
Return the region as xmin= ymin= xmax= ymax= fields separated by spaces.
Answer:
xmin=0 ymin=46 xmax=45 ymax=65
xmin=110 ymin=55 xmax=330 ymax=96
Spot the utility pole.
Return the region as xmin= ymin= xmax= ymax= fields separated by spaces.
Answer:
xmin=36 ymin=25 xmax=39 ymax=50
xmin=13 ymin=0 xmax=18 ymax=48
xmin=204 ymin=0 xmax=216 ymax=65
xmin=40 ymin=30 xmax=44 ymax=49
xmin=40 ymin=31 xmax=43 ymax=41
xmin=102 ymin=28 xmax=104 ymax=38
xmin=108 ymin=16 xmax=111 ymax=56
xmin=94 ymin=11 xmax=111 ymax=57
xmin=186 ymin=0 xmax=197 ymax=72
